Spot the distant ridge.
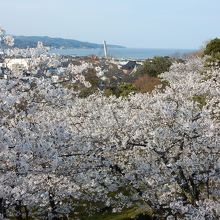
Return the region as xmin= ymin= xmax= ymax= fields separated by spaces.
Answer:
xmin=13 ymin=35 xmax=125 ymax=49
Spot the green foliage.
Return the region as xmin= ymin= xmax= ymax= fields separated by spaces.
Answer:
xmin=118 ymin=83 xmax=137 ymax=97
xmin=204 ymin=38 xmax=220 ymax=57
xmin=136 ymin=56 xmax=172 ymax=77
xmin=104 ymin=88 xmax=115 ymax=97
xmin=84 ymin=207 xmax=153 ymax=220
xmin=104 ymin=83 xmax=137 ymax=97
xmin=78 ymin=87 xmax=98 ymax=98
xmin=192 ymin=95 xmax=207 ymax=109
xmin=204 ymin=55 xmax=220 ymax=68
xmin=204 ymin=38 xmax=220 ymax=67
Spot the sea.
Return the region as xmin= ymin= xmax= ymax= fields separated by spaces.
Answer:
xmin=51 ymin=48 xmax=195 ymax=60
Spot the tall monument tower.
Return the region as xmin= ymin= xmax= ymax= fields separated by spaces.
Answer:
xmin=103 ymin=40 xmax=108 ymax=58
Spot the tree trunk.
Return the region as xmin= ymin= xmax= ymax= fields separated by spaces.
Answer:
xmin=49 ymin=191 xmax=59 ymax=220
xmin=0 ymin=198 xmax=7 ymax=218
xmin=24 ymin=206 xmax=29 ymax=220
xmin=15 ymin=201 xmax=23 ymax=220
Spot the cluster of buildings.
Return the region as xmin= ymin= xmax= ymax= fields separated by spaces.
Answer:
xmin=0 ymin=53 xmax=144 ymax=95
xmin=0 ymin=40 xmax=144 ymax=83
xmin=1 ymin=54 xmax=142 ymax=75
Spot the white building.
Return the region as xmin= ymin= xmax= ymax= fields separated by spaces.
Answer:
xmin=5 ymin=58 xmax=29 ymax=72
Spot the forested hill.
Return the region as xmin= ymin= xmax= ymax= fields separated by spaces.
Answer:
xmin=13 ymin=35 xmax=125 ymax=49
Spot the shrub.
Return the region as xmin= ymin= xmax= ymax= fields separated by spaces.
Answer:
xmin=136 ymin=56 xmax=172 ymax=77
xmin=204 ymin=38 xmax=220 ymax=57
xmin=118 ymin=82 xmax=137 ymax=97
xmin=134 ymin=76 xmax=163 ymax=93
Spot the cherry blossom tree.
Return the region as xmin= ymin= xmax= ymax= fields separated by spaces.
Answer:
xmin=0 ymin=27 xmax=14 ymax=51
xmin=0 ymin=25 xmax=219 ymax=219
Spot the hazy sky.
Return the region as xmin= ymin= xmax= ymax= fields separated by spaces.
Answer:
xmin=1 ymin=0 xmax=220 ymax=49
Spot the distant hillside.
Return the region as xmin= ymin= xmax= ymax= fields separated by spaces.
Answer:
xmin=13 ymin=36 xmax=125 ymax=49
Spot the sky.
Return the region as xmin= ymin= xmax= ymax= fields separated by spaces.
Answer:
xmin=0 ymin=0 xmax=220 ymax=49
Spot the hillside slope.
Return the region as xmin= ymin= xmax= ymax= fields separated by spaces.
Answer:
xmin=13 ymin=36 xmax=125 ymax=49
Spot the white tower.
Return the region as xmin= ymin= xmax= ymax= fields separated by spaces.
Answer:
xmin=103 ymin=40 xmax=108 ymax=58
